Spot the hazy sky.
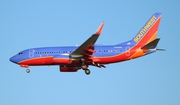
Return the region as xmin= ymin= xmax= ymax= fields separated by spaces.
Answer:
xmin=0 ymin=0 xmax=180 ymax=105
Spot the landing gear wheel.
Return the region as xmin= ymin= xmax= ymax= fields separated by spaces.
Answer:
xmin=85 ymin=69 xmax=90 ymax=75
xmin=26 ymin=69 xmax=30 ymax=73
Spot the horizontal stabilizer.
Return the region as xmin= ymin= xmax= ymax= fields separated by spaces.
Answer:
xmin=156 ymin=48 xmax=165 ymax=51
xmin=142 ymin=38 xmax=160 ymax=49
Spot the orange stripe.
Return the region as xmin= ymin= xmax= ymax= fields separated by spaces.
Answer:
xmin=146 ymin=31 xmax=157 ymax=44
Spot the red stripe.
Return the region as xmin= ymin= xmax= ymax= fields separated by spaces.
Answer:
xmin=19 ymin=56 xmax=53 ymax=66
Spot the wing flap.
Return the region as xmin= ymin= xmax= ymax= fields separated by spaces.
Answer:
xmin=83 ymin=48 xmax=95 ymax=53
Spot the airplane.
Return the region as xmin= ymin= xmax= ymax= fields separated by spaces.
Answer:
xmin=10 ymin=12 xmax=164 ymax=75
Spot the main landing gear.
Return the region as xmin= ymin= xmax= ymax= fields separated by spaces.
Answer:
xmin=81 ymin=64 xmax=91 ymax=75
xmin=26 ymin=69 xmax=30 ymax=73
xmin=84 ymin=69 xmax=90 ymax=75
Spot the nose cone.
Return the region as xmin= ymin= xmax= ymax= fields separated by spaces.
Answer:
xmin=10 ymin=55 xmax=18 ymax=64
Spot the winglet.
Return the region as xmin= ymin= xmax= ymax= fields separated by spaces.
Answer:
xmin=95 ymin=22 xmax=104 ymax=36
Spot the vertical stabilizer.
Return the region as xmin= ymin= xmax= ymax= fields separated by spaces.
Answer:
xmin=133 ymin=13 xmax=162 ymax=46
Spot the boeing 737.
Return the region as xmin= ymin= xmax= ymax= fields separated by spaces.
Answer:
xmin=10 ymin=12 xmax=164 ymax=75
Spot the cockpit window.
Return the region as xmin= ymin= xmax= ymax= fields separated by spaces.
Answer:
xmin=18 ymin=52 xmax=23 ymax=55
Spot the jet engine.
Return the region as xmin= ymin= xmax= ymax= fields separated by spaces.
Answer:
xmin=59 ymin=66 xmax=80 ymax=72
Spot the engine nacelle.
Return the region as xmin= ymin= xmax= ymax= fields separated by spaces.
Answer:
xmin=59 ymin=66 xmax=80 ymax=72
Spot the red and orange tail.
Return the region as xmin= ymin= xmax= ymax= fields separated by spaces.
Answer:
xmin=133 ymin=12 xmax=162 ymax=46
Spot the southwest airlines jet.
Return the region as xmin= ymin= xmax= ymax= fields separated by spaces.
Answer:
xmin=10 ymin=12 xmax=164 ymax=75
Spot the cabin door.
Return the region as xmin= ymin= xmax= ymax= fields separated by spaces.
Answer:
xmin=29 ymin=49 xmax=35 ymax=58
xmin=126 ymin=47 xmax=130 ymax=56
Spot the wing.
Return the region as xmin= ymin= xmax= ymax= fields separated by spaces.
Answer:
xmin=70 ymin=22 xmax=104 ymax=61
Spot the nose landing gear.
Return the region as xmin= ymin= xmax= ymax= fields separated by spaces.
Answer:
xmin=26 ymin=69 xmax=30 ymax=73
